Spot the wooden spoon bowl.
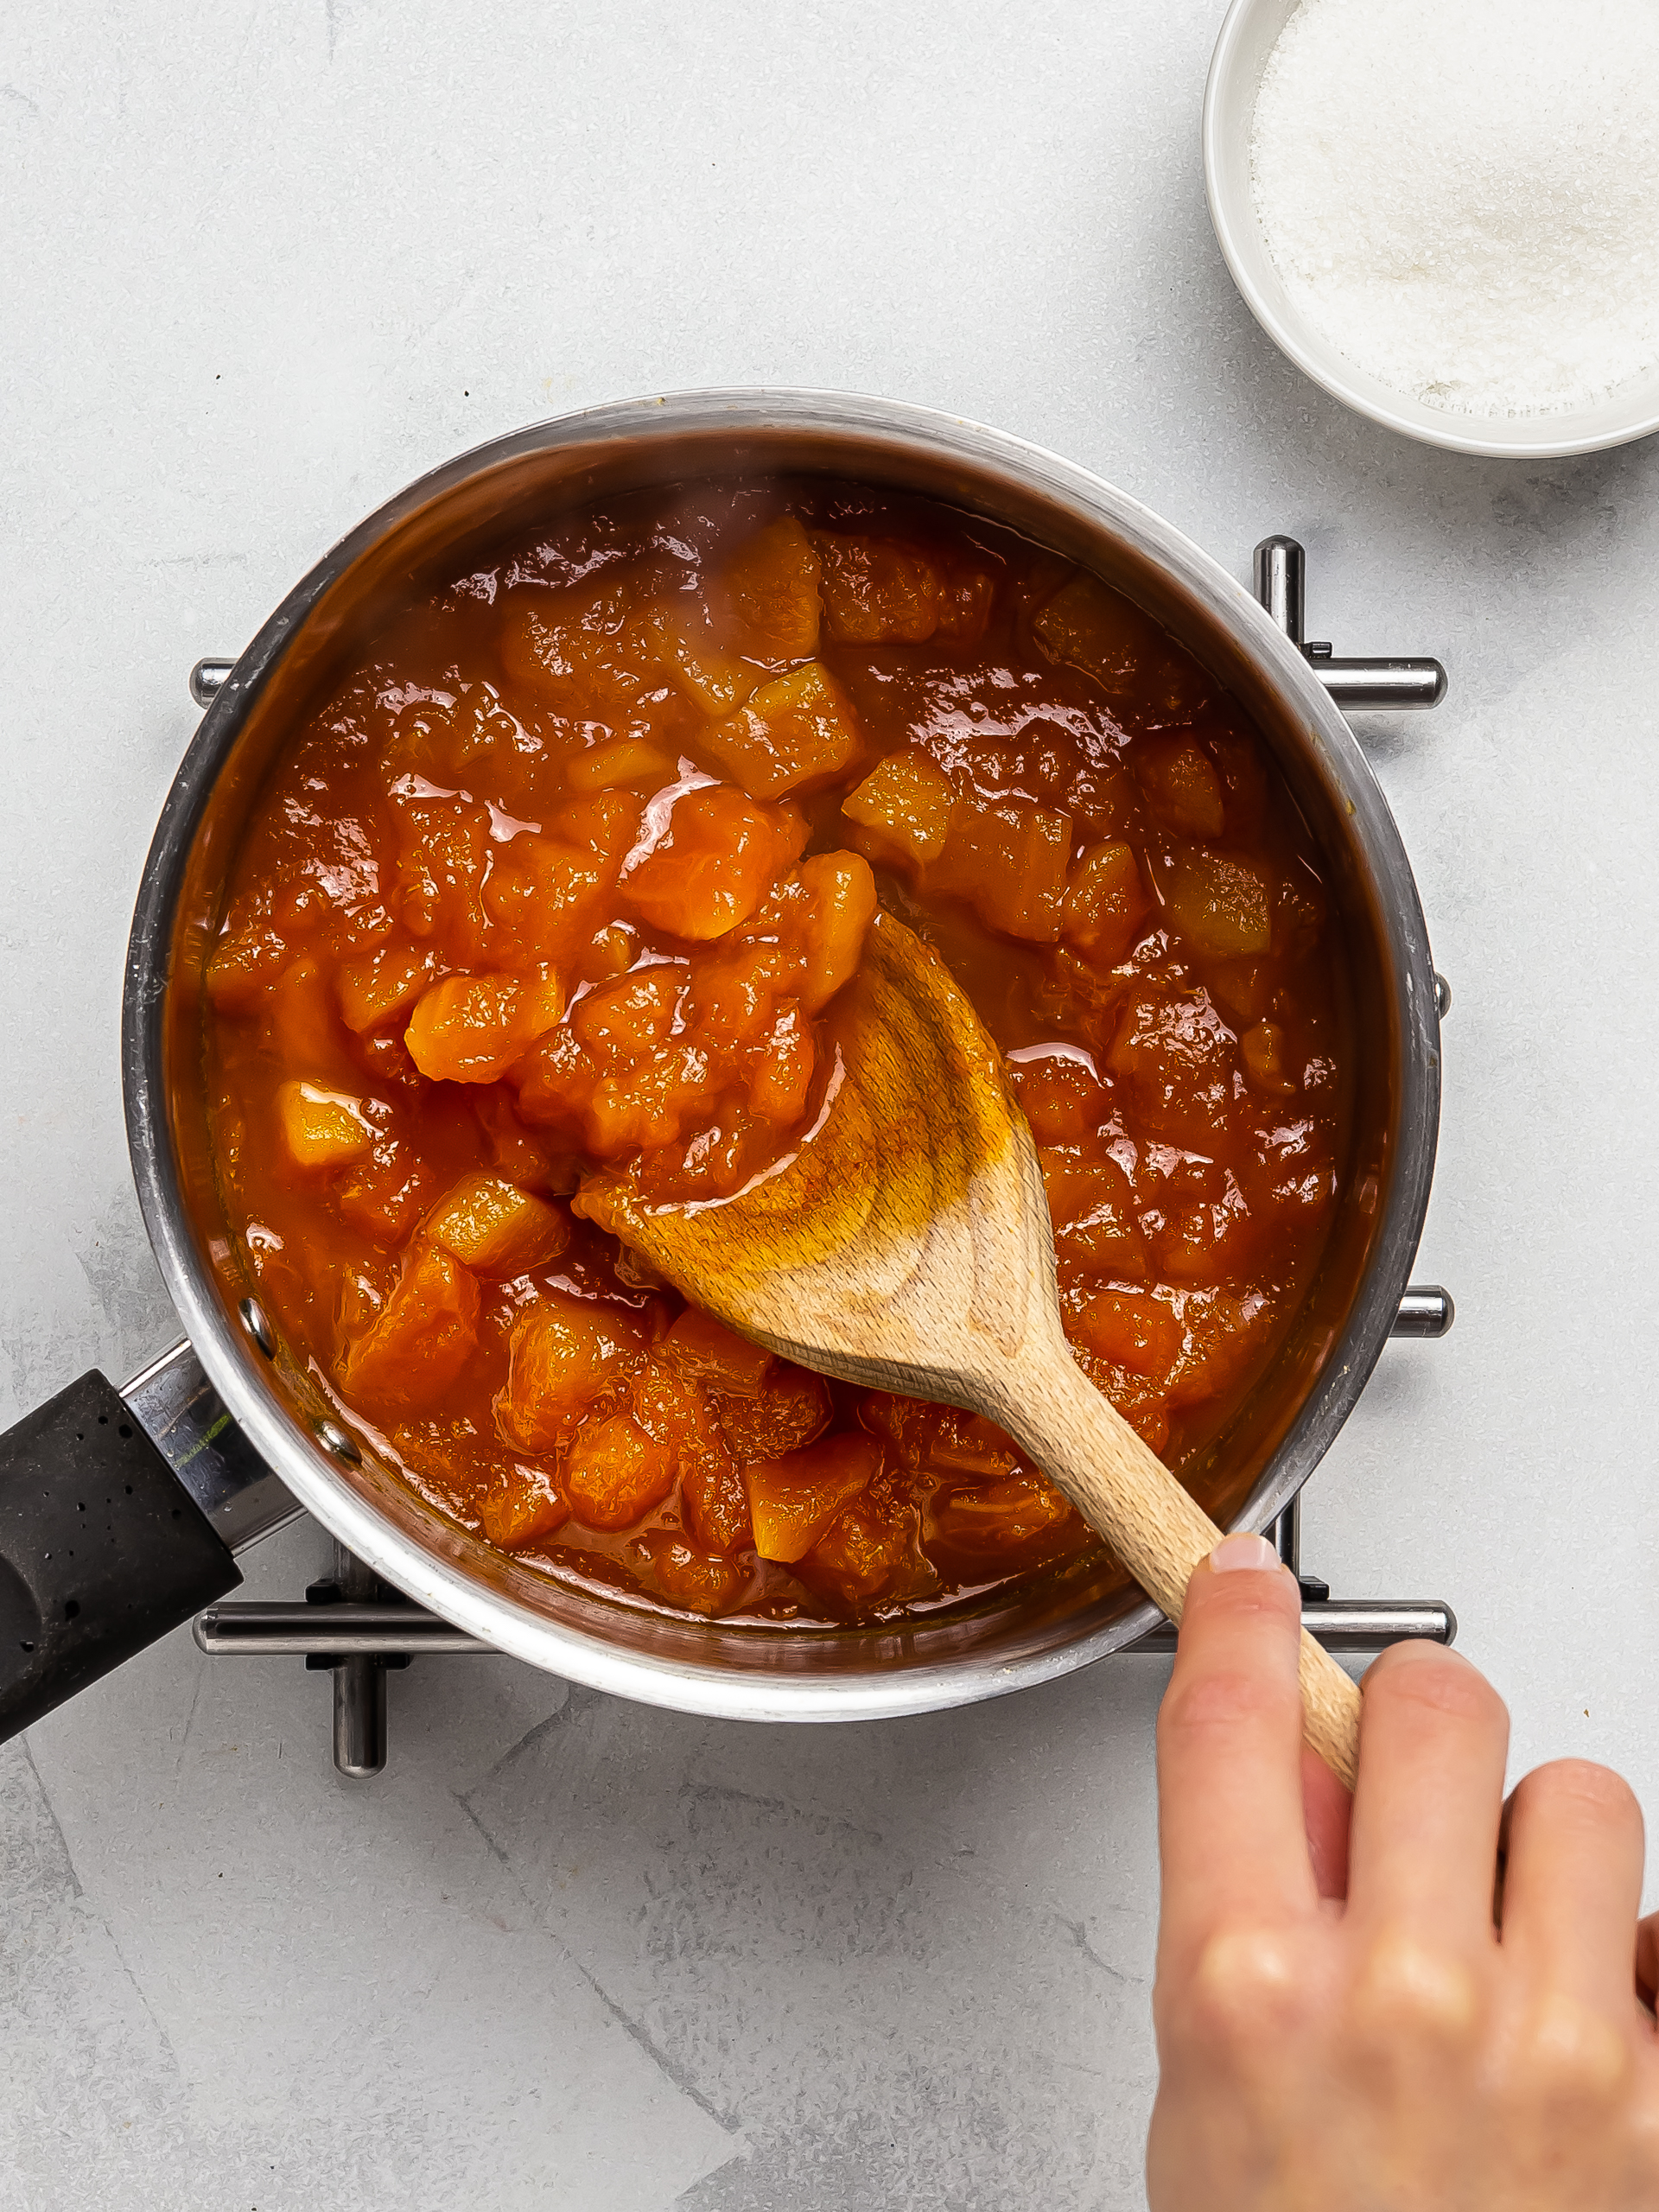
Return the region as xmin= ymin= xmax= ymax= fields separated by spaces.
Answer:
xmin=578 ymin=910 xmax=1362 ymax=1786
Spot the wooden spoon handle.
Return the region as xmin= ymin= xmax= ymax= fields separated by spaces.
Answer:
xmin=1001 ymin=1337 xmax=1362 ymax=1790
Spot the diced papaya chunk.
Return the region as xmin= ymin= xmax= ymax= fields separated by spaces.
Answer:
xmin=1008 ymin=1052 xmax=1109 ymax=1146
xmin=860 ymin=1395 xmax=1024 ymax=1481
xmin=510 ymin=1029 xmax=602 ymax=1142
xmin=658 ymin=1307 xmax=774 ymax=1397
xmin=620 ymin=785 xmax=799 ymax=941
xmin=619 ymin=1358 xmax=752 ymax=1553
xmin=925 ymin=1408 xmax=1028 ymax=1479
xmin=688 ymin=939 xmax=791 ymax=1051
xmin=565 ymin=1412 xmax=677 ymax=1529
xmin=1048 ymin=1153 xmax=1146 ymax=1276
xmin=1068 ymin=1286 xmax=1183 ymax=1381
xmin=388 ymin=790 xmax=493 ymax=959
xmin=1206 ymin=957 xmax=1275 ymax=1027
xmin=747 ymin=1433 xmax=880 ymax=1563
xmin=272 ymin=872 xmax=338 ymax=935
xmin=392 ymin=684 xmax=525 ymax=785
xmin=1163 ymin=849 xmax=1273 ymax=959
xmin=484 ymin=836 xmax=615 ymax=965
xmin=930 ymin=796 xmax=1072 ymax=942
xmin=851 ymin=1389 xmax=930 ymax=1461
xmin=423 ymin=1171 xmax=570 ymax=1275
xmin=626 ymin=1357 xmax=715 ymax=1446
xmin=270 ymin=958 xmax=345 ymax=1071
xmin=336 ymin=942 xmax=438 ymax=1034
xmin=933 ymin=568 xmax=997 ymax=644
xmin=478 ymin=1462 xmax=570 ymax=1549
xmin=801 ymin=1496 xmax=938 ymax=1611
xmin=1104 ymin=987 xmax=1239 ymax=1149
xmin=575 ymin=1046 xmax=685 ymax=1154
xmin=926 ymin=1471 xmax=1078 ymax=1565
xmin=556 ymin=791 xmax=646 ymax=867
xmin=797 ymin=852 xmax=878 ymax=1012
xmin=811 ymin=534 xmax=941 ymax=644
xmin=1165 ymin=1287 xmax=1274 ymax=1409
xmin=494 ymin=1291 xmax=645 ymax=1451
xmin=340 ymin=1242 xmax=480 ymax=1414
xmin=276 ymin=1081 xmax=375 ymax=1171
xmin=1034 ymin=572 xmax=1206 ymax=719
xmin=1063 ymin=760 xmax=1139 ymax=840
xmin=335 ymin=1150 xmax=437 ymax=1243
xmin=701 ymin=663 xmax=862 ymax=799
xmin=772 ymin=798 xmax=812 ymax=866
xmin=385 ymin=1412 xmax=512 ymax=1506
xmin=404 ymin=969 xmax=564 ymax=1084
xmin=646 ymin=605 xmax=760 ymax=717
xmin=681 ymin=1447 xmax=755 ymax=1554
xmin=1061 ymin=842 xmax=1149 ymax=965
xmin=207 ymin=920 xmax=290 ymax=1012
xmin=1155 ymin=1164 xmax=1261 ymax=1283
xmin=1136 ymin=739 xmax=1225 ymax=839
xmin=747 ymin=1001 xmax=815 ymax=1122
xmin=1241 ymin=1019 xmax=1298 ymax=1095
xmin=1038 ymin=1141 xmax=1099 ymax=1230
xmin=1033 ymin=571 xmax=1151 ymax=697
xmin=385 ymin=693 xmax=461 ymax=784
xmin=584 ymin=1045 xmax=717 ymax=1154
xmin=497 ymin=575 xmax=654 ymax=721
xmin=715 ymin=1365 xmax=832 ymax=1464
xmin=570 ymin=963 xmax=686 ymax=1071
xmin=625 ymin=1530 xmax=747 ymax=1615
xmin=1257 ymin=1117 xmax=1337 ymax=1220
xmin=721 ymin=516 xmax=823 ymax=661
xmin=840 ymin=749 xmax=955 ymax=868
xmin=1069 ymin=1346 xmax=1172 ymax=1455
xmin=566 ymin=737 xmax=678 ymax=793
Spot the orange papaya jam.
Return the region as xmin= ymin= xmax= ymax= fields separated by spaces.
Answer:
xmin=202 ymin=479 xmax=1350 ymax=1626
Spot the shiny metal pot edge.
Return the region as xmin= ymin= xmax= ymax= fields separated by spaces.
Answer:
xmin=122 ymin=387 xmax=1440 ymax=1723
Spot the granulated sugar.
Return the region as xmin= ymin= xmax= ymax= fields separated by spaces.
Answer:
xmin=1250 ymin=0 xmax=1659 ymax=416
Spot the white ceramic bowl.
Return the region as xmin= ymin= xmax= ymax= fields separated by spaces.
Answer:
xmin=1203 ymin=0 xmax=1659 ymax=460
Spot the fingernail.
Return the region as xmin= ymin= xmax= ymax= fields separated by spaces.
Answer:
xmin=1209 ymin=1533 xmax=1281 ymax=1574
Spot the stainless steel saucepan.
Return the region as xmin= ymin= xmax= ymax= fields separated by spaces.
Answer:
xmin=0 ymin=390 xmax=1446 ymax=1741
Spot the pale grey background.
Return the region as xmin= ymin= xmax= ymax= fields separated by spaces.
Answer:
xmin=3 ymin=0 xmax=1656 ymax=2205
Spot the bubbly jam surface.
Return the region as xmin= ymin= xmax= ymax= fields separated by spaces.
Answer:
xmin=202 ymin=479 xmax=1351 ymax=1627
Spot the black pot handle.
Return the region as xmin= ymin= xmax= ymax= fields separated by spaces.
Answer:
xmin=0 ymin=1369 xmax=243 ymax=1742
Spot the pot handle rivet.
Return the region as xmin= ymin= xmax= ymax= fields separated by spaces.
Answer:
xmin=315 ymin=1419 xmax=361 ymax=1465
xmin=238 ymin=1297 xmax=276 ymax=1358
xmin=189 ymin=658 xmax=235 ymax=708
xmin=1393 ymin=1286 xmax=1454 ymax=1339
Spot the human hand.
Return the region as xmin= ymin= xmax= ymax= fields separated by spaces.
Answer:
xmin=1147 ymin=1533 xmax=1659 ymax=2208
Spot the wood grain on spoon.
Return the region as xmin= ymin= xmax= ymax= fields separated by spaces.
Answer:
xmin=576 ymin=908 xmax=1362 ymax=1789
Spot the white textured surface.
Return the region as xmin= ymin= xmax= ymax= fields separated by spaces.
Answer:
xmin=3 ymin=1 xmax=1659 ymax=2205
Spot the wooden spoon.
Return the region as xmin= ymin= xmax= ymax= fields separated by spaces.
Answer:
xmin=578 ymin=910 xmax=1362 ymax=1787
